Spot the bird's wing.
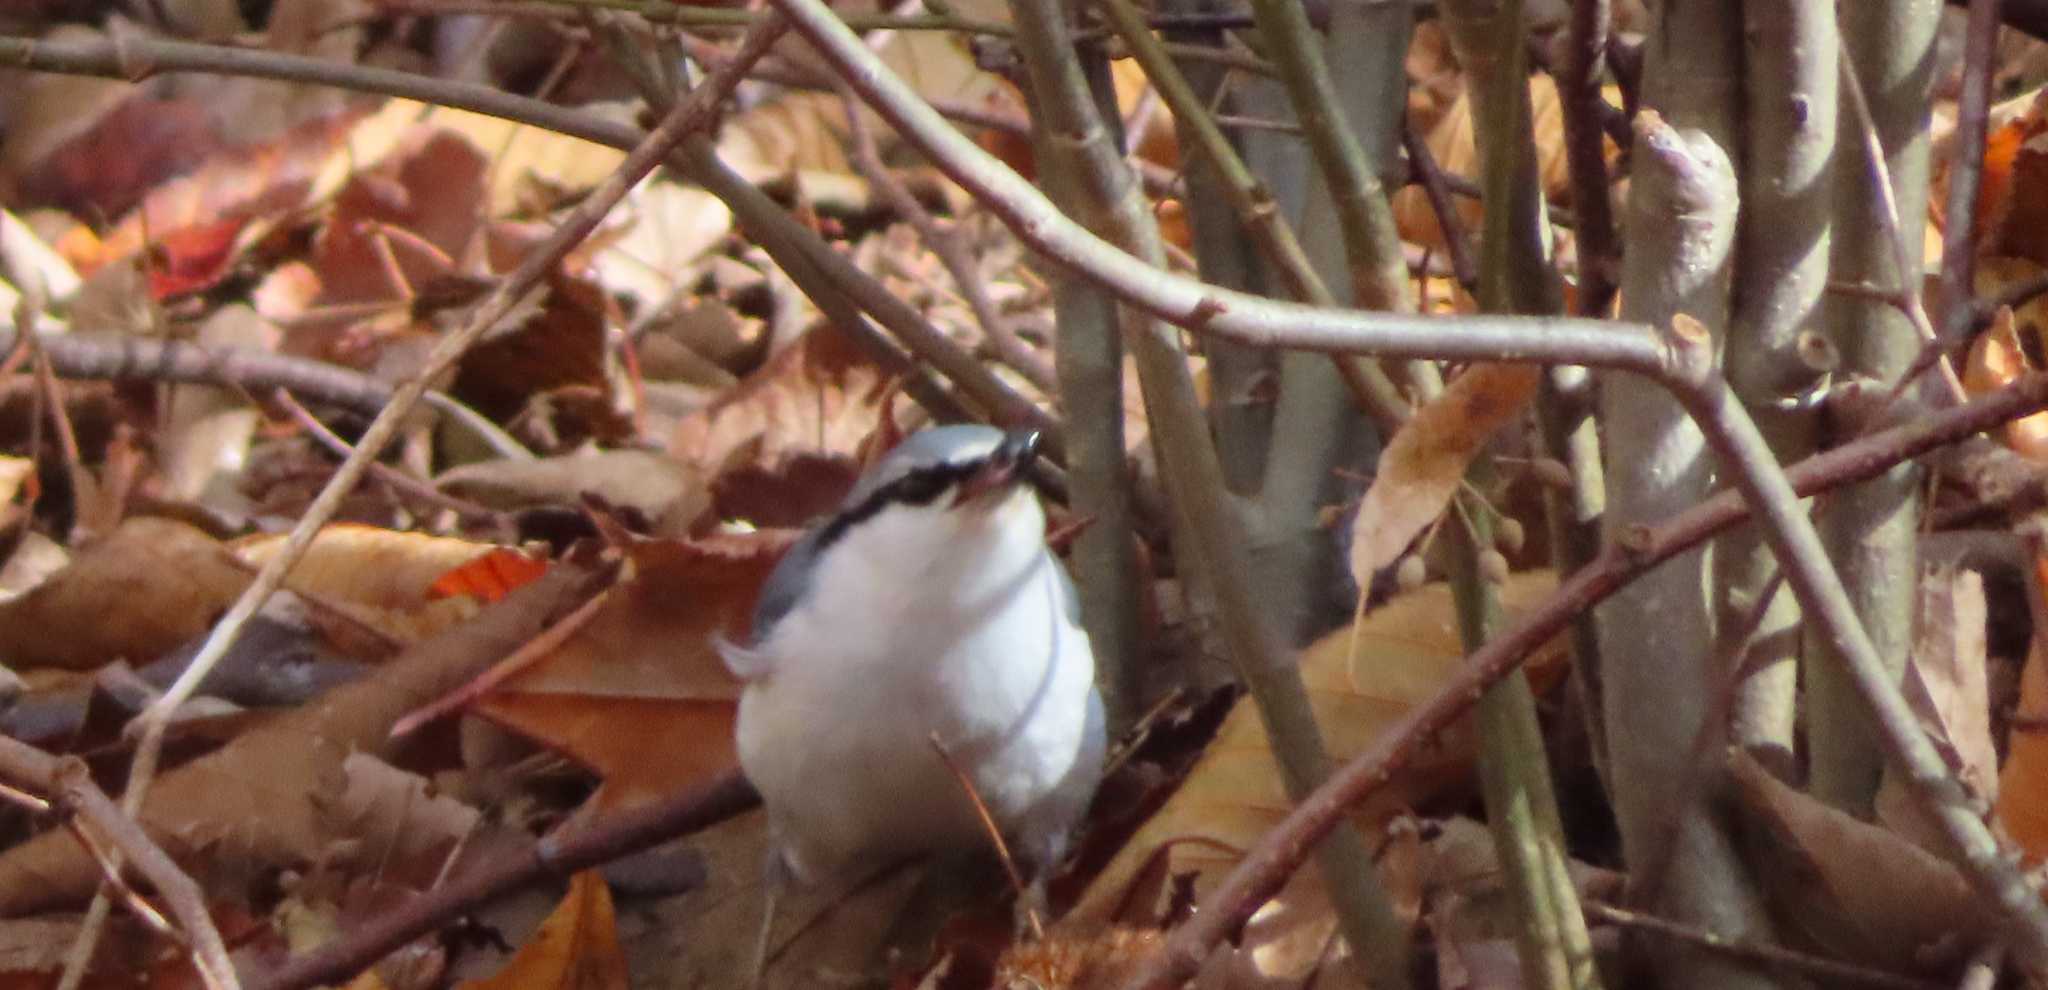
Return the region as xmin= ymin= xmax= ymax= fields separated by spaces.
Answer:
xmin=723 ymin=527 xmax=827 ymax=680
xmin=1051 ymin=551 xmax=1084 ymax=622
xmin=715 ymin=631 xmax=776 ymax=681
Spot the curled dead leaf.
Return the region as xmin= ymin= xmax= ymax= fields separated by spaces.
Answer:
xmin=1348 ymin=363 xmax=1540 ymax=587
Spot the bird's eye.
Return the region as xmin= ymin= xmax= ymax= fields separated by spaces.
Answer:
xmin=812 ymin=453 xmax=991 ymax=550
xmin=888 ymin=468 xmax=954 ymax=507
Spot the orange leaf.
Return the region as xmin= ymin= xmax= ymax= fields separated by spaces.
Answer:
xmin=430 ymin=548 xmax=551 ymax=603
xmin=459 ymin=870 xmax=627 ymax=990
xmin=476 ymin=694 xmax=738 ymax=812
xmin=1975 ymin=116 xmax=2033 ymax=240
xmin=144 ymin=217 xmax=245 ymax=299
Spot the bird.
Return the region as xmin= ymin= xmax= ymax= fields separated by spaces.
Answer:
xmin=720 ymin=424 xmax=1106 ymax=964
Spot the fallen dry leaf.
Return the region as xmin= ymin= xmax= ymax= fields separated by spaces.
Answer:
xmin=1981 ymin=111 xmax=2048 ymax=269
xmin=1348 ymin=363 xmax=1540 ymax=585
xmin=458 ymin=870 xmax=627 ymax=990
xmin=436 ymin=449 xmax=705 ymax=534
xmin=55 ymin=108 xmax=368 ymax=296
xmin=1879 ymin=566 xmax=1995 ymax=848
xmin=585 ymin=180 xmax=736 ymax=320
xmin=0 ymin=562 xmax=601 ymax=916
xmin=458 ymin=532 xmax=790 ymax=811
xmin=0 ymin=516 xmax=249 ymax=671
xmin=622 ymin=806 xmax=928 ymax=989
xmin=1998 ymin=551 xmax=2048 ymax=861
xmin=315 ymin=752 xmax=484 ymax=885
xmin=430 ymin=548 xmax=551 ymax=604
xmin=1963 ymin=304 xmax=2048 ymax=459
xmin=668 ymin=325 xmax=895 ymax=482
xmin=1731 ymin=749 xmax=1990 ymax=973
xmin=234 ymin=524 xmax=500 ymax=646
xmin=1066 ymin=572 xmax=1564 ymax=983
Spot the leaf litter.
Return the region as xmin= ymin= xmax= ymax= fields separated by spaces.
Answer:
xmin=3 ymin=9 xmax=2043 ymax=989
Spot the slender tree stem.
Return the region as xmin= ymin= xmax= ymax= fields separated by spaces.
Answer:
xmin=1128 ymin=368 xmax=2048 ymax=989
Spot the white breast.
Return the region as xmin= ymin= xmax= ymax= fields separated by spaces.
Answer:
xmin=731 ymin=491 xmax=1105 ymax=885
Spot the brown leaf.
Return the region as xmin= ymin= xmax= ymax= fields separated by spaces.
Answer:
xmin=1998 ymin=551 xmax=2048 ymax=861
xmin=316 ymin=129 xmax=484 ymax=299
xmin=234 ymin=525 xmax=500 ymax=646
xmin=18 ymin=94 xmax=222 ymax=223
xmin=1348 ymin=363 xmax=1540 ymax=585
xmin=0 ymin=517 xmax=249 ymax=671
xmin=459 ymin=533 xmax=790 ymax=811
xmin=458 ymin=870 xmax=627 ymax=990
xmin=57 ymin=109 xmax=368 ymax=296
xmin=1066 ymin=573 xmax=1565 ymax=982
xmin=1730 ymin=749 xmax=1991 ymax=972
xmin=314 ymin=752 xmax=484 ymax=885
xmin=436 ymin=450 xmax=705 ymax=532
xmin=668 ymin=328 xmax=895 ymax=481
xmin=445 ymin=270 xmax=626 ymax=444
xmin=1878 ymin=566 xmax=1996 ymax=847
xmin=0 ymin=562 xmax=602 ymax=916
xmin=1982 ymin=109 xmax=2048 ymax=269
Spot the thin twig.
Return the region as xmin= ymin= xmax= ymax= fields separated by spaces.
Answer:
xmin=256 ymin=770 xmax=759 ymax=990
xmin=0 ymin=327 xmax=532 ymax=461
xmin=1211 ymin=113 xmax=1301 ymax=135
xmin=0 ymin=736 xmax=240 ymax=990
xmin=1401 ymin=120 xmax=1479 ymax=295
xmin=926 ymin=732 xmax=1041 ymax=939
xmin=1836 ymin=45 xmax=1969 ymax=407
xmin=1585 ymin=902 xmax=1945 ymax=990
xmin=1555 ymin=0 xmax=1619 ymax=316
xmin=1936 ymin=0 xmax=2002 ymax=345
xmin=71 ymin=15 xmax=791 ymax=987
xmin=63 ymin=817 xmax=180 ymax=940
xmin=1125 ymin=369 xmax=2048 ymax=988
xmin=268 ymin=389 xmax=506 ymax=525
xmin=834 ymin=86 xmax=1057 ymax=392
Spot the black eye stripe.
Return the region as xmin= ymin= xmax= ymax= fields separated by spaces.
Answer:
xmin=813 ymin=456 xmax=990 ymax=551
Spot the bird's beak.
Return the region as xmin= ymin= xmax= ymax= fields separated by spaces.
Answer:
xmin=954 ymin=429 xmax=1041 ymax=506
